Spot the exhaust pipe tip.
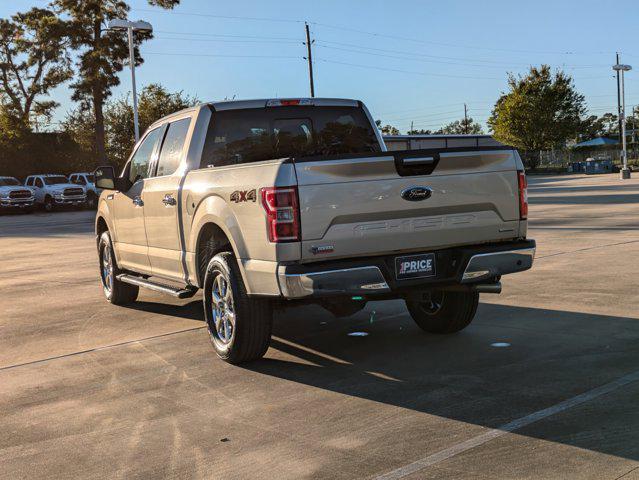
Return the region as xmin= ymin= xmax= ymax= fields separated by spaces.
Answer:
xmin=473 ymin=282 xmax=502 ymax=294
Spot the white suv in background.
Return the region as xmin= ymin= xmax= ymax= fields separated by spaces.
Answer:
xmin=24 ymin=174 xmax=87 ymax=211
xmin=69 ymin=172 xmax=101 ymax=209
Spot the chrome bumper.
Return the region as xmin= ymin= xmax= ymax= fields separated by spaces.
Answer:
xmin=54 ymin=196 xmax=86 ymax=204
xmin=278 ymin=266 xmax=390 ymax=299
xmin=277 ymin=244 xmax=535 ymax=299
xmin=461 ymin=247 xmax=535 ymax=283
xmin=1 ymin=198 xmax=34 ymax=207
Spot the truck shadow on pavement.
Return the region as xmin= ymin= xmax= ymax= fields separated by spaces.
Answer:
xmin=247 ymin=301 xmax=639 ymax=463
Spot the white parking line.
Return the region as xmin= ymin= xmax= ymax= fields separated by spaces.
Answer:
xmin=375 ymin=369 xmax=639 ymax=480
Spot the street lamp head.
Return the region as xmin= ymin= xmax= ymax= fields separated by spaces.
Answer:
xmin=107 ymin=19 xmax=153 ymax=32
xmin=613 ymin=64 xmax=632 ymax=72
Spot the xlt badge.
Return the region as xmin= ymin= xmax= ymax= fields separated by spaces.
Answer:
xmin=230 ymin=189 xmax=256 ymax=203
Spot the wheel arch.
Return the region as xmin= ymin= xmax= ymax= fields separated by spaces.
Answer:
xmin=194 ymin=221 xmax=239 ymax=288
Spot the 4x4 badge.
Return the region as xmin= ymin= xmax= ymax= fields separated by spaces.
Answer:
xmin=230 ymin=189 xmax=256 ymax=203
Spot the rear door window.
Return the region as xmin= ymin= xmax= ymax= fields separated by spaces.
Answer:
xmin=155 ymin=118 xmax=191 ymax=177
xmin=201 ymin=106 xmax=380 ymax=168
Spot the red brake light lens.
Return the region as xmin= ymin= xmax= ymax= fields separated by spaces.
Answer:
xmin=518 ymin=171 xmax=528 ymax=220
xmin=260 ymin=186 xmax=301 ymax=242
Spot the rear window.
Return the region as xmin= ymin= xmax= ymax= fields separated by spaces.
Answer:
xmin=201 ymin=106 xmax=381 ymax=168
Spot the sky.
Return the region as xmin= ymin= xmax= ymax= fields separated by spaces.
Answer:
xmin=3 ymin=0 xmax=639 ymax=133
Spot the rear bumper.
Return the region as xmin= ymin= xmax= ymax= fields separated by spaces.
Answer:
xmin=278 ymin=240 xmax=535 ymax=299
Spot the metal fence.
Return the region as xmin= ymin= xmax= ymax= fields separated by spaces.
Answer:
xmin=537 ymin=148 xmax=639 ymax=168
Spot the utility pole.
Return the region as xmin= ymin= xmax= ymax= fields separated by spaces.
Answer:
xmin=410 ymin=120 xmax=414 ymax=133
xmin=613 ymin=62 xmax=633 ymax=179
xmin=463 ymin=103 xmax=469 ymax=134
xmin=304 ymin=23 xmax=315 ymax=97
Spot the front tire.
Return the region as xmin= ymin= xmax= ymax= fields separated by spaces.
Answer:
xmin=203 ymin=252 xmax=273 ymax=364
xmin=44 ymin=196 xmax=54 ymax=212
xmin=406 ymin=290 xmax=479 ymax=334
xmin=86 ymin=192 xmax=97 ymax=209
xmin=98 ymin=231 xmax=139 ymax=305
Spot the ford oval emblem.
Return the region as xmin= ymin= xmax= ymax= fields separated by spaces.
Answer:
xmin=401 ymin=186 xmax=432 ymax=202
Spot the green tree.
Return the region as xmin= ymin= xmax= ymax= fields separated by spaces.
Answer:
xmin=63 ymin=83 xmax=197 ymax=169
xmin=488 ymin=65 xmax=586 ymax=168
xmin=0 ymin=7 xmax=71 ymax=128
xmin=407 ymin=128 xmax=433 ymax=135
xmin=437 ymin=117 xmax=483 ymax=135
xmin=51 ymin=0 xmax=180 ymax=165
xmin=105 ymin=83 xmax=198 ymax=167
xmin=375 ymin=119 xmax=400 ymax=135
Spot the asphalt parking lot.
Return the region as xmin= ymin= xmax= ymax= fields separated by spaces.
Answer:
xmin=2 ymin=173 xmax=639 ymax=480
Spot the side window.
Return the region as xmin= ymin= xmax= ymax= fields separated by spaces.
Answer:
xmin=77 ymin=176 xmax=86 ymax=185
xmin=25 ymin=177 xmax=33 ymax=186
xmin=156 ymin=118 xmax=191 ymax=177
xmin=35 ymin=178 xmax=44 ymax=188
xmin=129 ymin=127 xmax=162 ymax=184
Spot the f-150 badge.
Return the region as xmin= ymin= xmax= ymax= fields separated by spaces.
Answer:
xmin=230 ymin=189 xmax=256 ymax=203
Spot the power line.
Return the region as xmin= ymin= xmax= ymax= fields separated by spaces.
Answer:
xmin=314 ymin=58 xmax=502 ymax=80
xmin=314 ymin=40 xmax=609 ymax=69
xmin=154 ymin=30 xmax=299 ymax=41
xmin=131 ymin=7 xmax=302 ymax=24
xmin=144 ymin=52 xmax=300 ymax=59
xmin=154 ymin=36 xmax=299 ymax=45
xmin=310 ymin=21 xmax=617 ymax=56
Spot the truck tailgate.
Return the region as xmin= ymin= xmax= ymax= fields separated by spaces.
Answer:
xmin=294 ymin=147 xmax=523 ymax=261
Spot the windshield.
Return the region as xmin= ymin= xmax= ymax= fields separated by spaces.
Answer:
xmin=0 ymin=178 xmax=20 ymax=186
xmin=43 ymin=176 xmax=69 ymax=185
xmin=201 ymin=105 xmax=381 ymax=168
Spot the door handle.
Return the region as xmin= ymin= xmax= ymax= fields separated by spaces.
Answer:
xmin=132 ymin=196 xmax=144 ymax=207
xmin=162 ymin=194 xmax=177 ymax=206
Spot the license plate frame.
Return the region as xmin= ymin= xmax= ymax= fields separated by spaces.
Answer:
xmin=395 ymin=253 xmax=436 ymax=280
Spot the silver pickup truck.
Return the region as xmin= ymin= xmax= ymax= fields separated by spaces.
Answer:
xmin=94 ymin=98 xmax=535 ymax=363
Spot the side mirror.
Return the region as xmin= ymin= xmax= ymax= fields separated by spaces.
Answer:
xmin=95 ymin=166 xmax=116 ymax=190
xmin=94 ymin=166 xmax=131 ymax=191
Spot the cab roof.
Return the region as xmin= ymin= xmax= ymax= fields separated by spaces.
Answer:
xmin=149 ymin=98 xmax=361 ymax=126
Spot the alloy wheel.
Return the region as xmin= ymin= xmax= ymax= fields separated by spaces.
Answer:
xmin=210 ymin=272 xmax=235 ymax=345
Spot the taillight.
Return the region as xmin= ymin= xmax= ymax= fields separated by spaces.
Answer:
xmin=260 ymin=186 xmax=301 ymax=242
xmin=518 ymin=171 xmax=528 ymax=220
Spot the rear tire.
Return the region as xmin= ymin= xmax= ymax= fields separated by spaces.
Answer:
xmin=406 ymin=290 xmax=479 ymax=334
xmin=98 ymin=231 xmax=139 ymax=305
xmin=203 ymin=252 xmax=273 ymax=364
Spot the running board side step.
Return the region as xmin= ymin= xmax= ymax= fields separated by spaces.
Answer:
xmin=116 ymin=274 xmax=197 ymax=299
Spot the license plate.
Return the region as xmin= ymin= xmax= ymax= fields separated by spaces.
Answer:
xmin=395 ymin=253 xmax=436 ymax=280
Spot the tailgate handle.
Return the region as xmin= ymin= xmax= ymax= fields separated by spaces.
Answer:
xmin=402 ymin=157 xmax=435 ymax=166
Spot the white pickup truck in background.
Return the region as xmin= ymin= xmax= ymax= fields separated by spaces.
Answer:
xmin=94 ymin=98 xmax=535 ymax=364
xmin=0 ymin=176 xmax=35 ymax=212
xmin=24 ymin=174 xmax=87 ymax=211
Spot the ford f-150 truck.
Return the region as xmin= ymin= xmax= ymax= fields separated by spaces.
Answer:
xmin=94 ymin=98 xmax=535 ymax=364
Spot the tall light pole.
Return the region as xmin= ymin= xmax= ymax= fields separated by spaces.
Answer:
xmin=613 ymin=63 xmax=632 ymax=179
xmin=108 ymin=19 xmax=153 ymax=143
